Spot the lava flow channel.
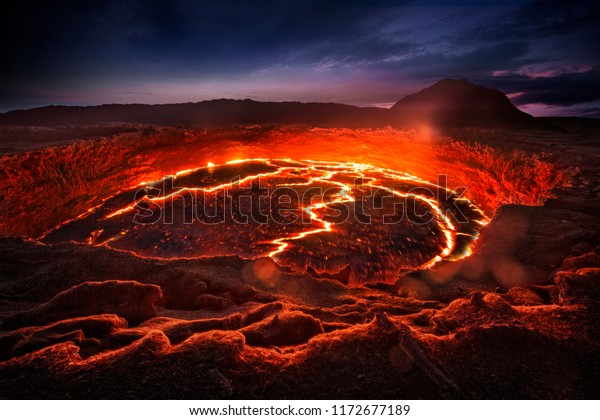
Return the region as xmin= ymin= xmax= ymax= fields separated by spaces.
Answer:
xmin=40 ymin=159 xmax=489 ymax=285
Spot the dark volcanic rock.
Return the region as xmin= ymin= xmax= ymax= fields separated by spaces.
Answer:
xmin=195 ymin=294 xmax=228 ymax=310
xmin=561 ymin=250 xmax=600 ymax=271
xmin=451 ymin=204 xmax=600 ymax=293
xmin=2 ymin=280 xmax=162 ymax=329
xmin=555 ymin=268 xmax=600 ymax=306
xmin=154 ymin=271 xmax=208 ymax=309
xmin=431 ymin=292 xmax=515 ymax=333
xmin=0 ymin=314 xmax=127 ymax=360
xmin=142 ymin=314 xmax=243 ymax=344
xmin=441 ymin=325 xmax=597 ymax=399
xmin=242 ymin=302 xmax=287 ymax=326
xmin=241 ymin=311 xmax=324 ymax=347
xmin=391 ymin=78 xmax=540 ymax=128
xmin=504 ymin=287 xmax=546 ymax=306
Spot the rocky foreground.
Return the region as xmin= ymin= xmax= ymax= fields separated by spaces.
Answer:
xmin=0 ymin=125 xmax=599 ymax=399
xmin=0 ymin=204 xmax=598 ymax=398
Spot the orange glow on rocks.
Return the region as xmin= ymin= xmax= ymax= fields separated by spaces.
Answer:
xmin=250 ymin=258 xmax=282 ymax=286
xmin=39 ymin=158 xmax=489 ymax=285
xmin=0 ymin=122 xmax=596 ymax=400
xmin=0 ymin=126 xmax=565 ymax=241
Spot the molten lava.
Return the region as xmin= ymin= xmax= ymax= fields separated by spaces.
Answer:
xmin=41 ymin=158 xmax=488 ymax=284
xmin=0 ymin=126 xmax=565 ymax=240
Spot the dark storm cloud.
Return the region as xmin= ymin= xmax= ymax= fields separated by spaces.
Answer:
xmin=1 ymin=0 xmax=405 ymax=78
xmin=388 ymin=41 xmax=533 ymax=79
xmin=456 ymin=0 xmax=600 ymax=43
xmin=477 ymin=67 xmax=600 ymax=106
xmin=572 ymin=107 xmax=600 ymax=118
xmin=0 ymin=0 xmax=599 ymax=115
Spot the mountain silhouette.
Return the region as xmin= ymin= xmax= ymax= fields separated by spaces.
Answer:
xmin=0 ymin=100 xmax=389 ymax=128
xmin=0 ymin=79 xmax=555 ymax=129
xmin=391 ymin=78 xmax=537 ymax=127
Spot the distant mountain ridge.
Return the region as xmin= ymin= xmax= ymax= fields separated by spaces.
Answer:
xmin=0 ymin=79 xmax=563 ymax=129
xmin=0 ymin=99 xmax=389 ymax=128
xmin=391 ymin=78 xmax=536 ymax=127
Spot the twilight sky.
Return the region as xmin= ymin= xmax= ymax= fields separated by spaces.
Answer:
xmin=1 ymin=0 xmax=599 ymax=116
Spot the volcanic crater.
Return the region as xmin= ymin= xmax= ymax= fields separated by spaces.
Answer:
xmin=1 ymin=81 xmax=599 ymax=399
xmin=40 ymin=159 xmax=488 ymax=285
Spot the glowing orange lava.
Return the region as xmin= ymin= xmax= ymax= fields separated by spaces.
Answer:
xmin=41 ymin=158 xmax=488 ymax=285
